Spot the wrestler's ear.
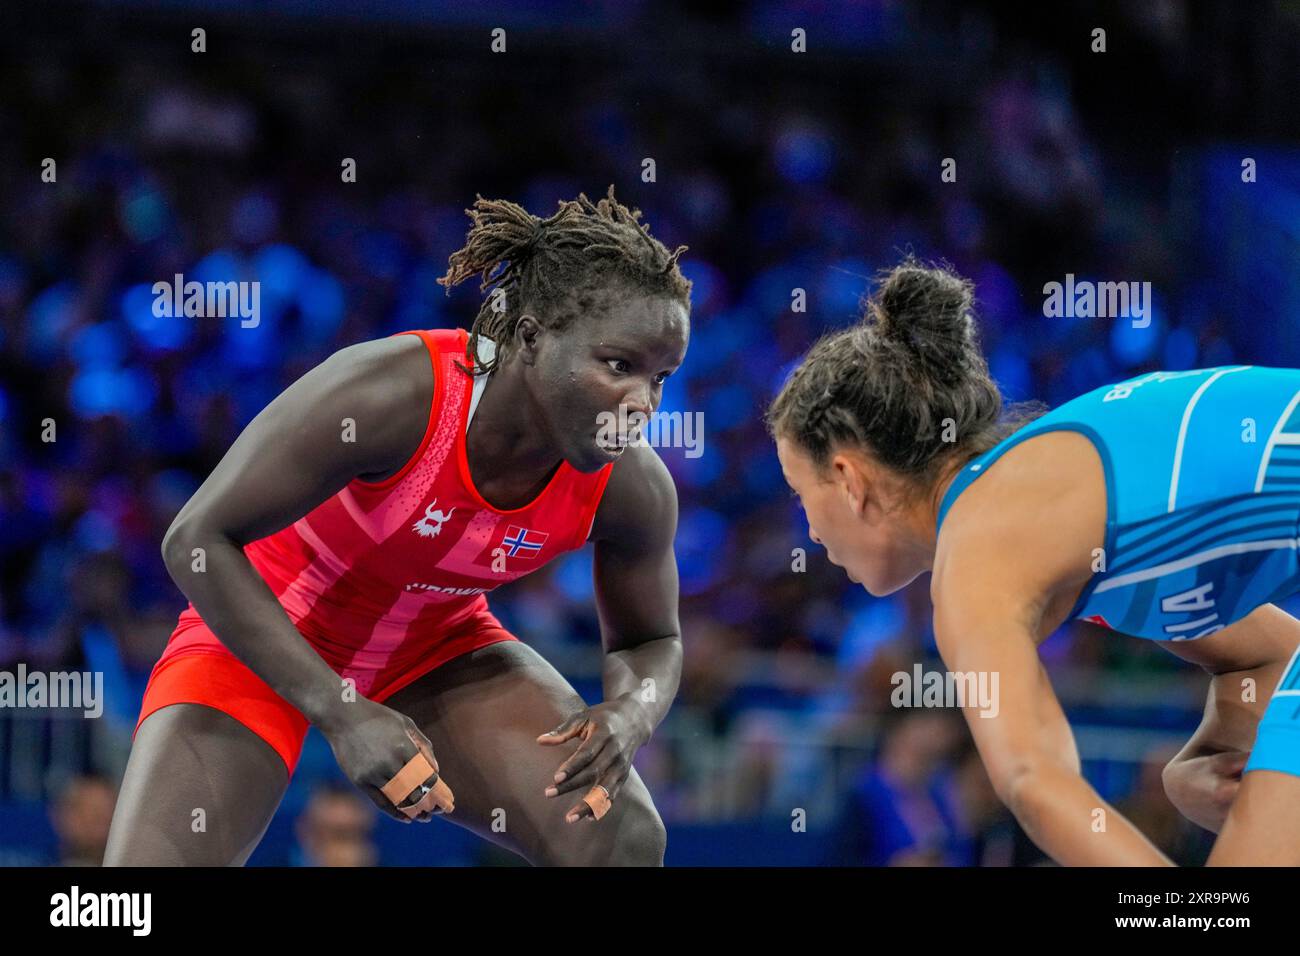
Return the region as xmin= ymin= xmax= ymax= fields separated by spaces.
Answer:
xmin=514 ymin=315 xmax=542 ymax=366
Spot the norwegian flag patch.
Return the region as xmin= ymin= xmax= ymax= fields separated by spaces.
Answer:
xmin=501 ymin=526 xmax=548 ymax=559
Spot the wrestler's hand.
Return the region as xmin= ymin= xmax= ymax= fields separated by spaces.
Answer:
xmin=1162 ymin=749 xmax=1247 ymax=833
xmin=321 ymin=697 xmax=454 ymax=823
xmin=538 ymin=697 xmax=650 ymax=823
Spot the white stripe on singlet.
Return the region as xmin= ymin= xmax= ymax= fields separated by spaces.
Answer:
xmin=465 ymin=336 xmax=496 ymax=433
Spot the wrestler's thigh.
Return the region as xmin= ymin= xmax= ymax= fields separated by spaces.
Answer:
xmin=105 ymin=703 xmax=289 ymax=866
xmin=384 ymin=640 xmax=665 ymax=865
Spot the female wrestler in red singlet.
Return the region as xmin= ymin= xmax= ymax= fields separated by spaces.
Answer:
xmin=104 ymin=188 xmax=691 ymax=866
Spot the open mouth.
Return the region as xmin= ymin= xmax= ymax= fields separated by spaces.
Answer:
xmin=593 ymin=434 xmax=627 ymax=459
xmin=594 ymin=427 xmax=640 ymax=459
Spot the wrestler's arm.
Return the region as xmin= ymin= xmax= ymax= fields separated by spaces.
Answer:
xmin=588 ymin=441 xmax=683 ymax=733
xmin=537 ymin=441 xmax=682 ymax=819
xmin=932 ymin=560 xmax=1172 ymax=864
xmin=931 ymin=467 xmax=1174 ymax=866
xmin=162 ymin=335 xmax=430 ymax=731
xmin=1157 ymin=604 xmax=1300 ymax=831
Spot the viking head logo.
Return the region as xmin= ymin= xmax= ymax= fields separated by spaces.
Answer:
xmin=412 ymin=498 xmax=455 ymax=538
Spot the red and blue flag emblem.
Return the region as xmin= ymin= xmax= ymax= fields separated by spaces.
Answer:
xmin=502 ymin=525 xmax=548 ymax=559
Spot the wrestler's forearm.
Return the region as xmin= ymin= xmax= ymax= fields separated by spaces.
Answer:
xmin=1174 ymin=664 xmax=1284 ymax=766
xmin=162 ymin=530 xmax=351 ymax=730
xmin=601 ymin=634 xmax=682 ymax=739
xmin=1011 ymin=764 xmax=1174 ymax=866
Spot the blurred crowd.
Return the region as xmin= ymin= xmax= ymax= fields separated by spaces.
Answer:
xmin=2 ymin=0 xmax=1298 ymax=864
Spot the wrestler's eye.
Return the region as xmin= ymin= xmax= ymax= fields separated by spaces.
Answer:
xmin=606 ymin=359 xmax=630 ymax=374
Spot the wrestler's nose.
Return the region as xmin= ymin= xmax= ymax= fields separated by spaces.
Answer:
xmin=624 ymin=382 xmax=653 ymax=421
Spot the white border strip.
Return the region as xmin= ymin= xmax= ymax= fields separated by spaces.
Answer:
xmin=1254 ymin=388 xmax=1300 ymax=493
xmin=1168 ymin=367 xmax=1251 ymax=513
xmin=1093 ymin=537 xmax=1299 ymax=593
xmin=1267 ymin=644 xmax=1300 ymax=697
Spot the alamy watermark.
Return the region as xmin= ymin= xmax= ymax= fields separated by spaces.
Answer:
xmin=152 ymin=273 xmax=260 ymax=327
xmin=0 ymin=664 xmax=103 ymax=718
xmin=1042 ymin=274 xmax=1150 ymax=328
xmin=50 ymin=886 xmax=151 ymax=935
xmin=891 ymin=664 xmax=1000 ymax=718
xmin=596 ymin=405 xmax=704 ymax=459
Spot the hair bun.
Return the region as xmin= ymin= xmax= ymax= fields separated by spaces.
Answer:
xmin=869 ymin=258 xmax=976 ymax=380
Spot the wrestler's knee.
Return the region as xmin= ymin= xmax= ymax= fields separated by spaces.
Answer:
xmin=533 ymin=786 xmax=666 ymax=867
xmin=604 ymin=791 xmax=667 ymax=866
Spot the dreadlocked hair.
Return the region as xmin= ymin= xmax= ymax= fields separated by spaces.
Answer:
xmin=766 ymin=257 xmax=1046 ymax=493
xmin=437 ymin=185 xmax=692 ymax=376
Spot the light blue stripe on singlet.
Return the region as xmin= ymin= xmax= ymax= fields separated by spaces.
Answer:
xmin=1113 ymin=507 xmax=1300 ymax=573
xmin=1090 ymin=538 xmax=1300 ymax=594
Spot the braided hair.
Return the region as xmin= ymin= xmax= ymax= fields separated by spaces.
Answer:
xmin=438 ymin=185 xmax=691 ymax=376
xmin=767 ymin=257 xmax=1044 ymax=488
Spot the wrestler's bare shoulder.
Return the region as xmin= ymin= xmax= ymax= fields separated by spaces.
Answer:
xmin=933 ymin=430 xmax=1107 ymax=636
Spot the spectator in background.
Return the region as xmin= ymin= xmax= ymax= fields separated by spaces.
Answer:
xmin=49 ymin=774 xmax=117 ymax=866
xmin=948 ymin=744 xmax=1022 ymax=867
xmin=292 ymin=783 xmax=378 ymax=868
xmin=830 ymin=710 xmax=968 ymax=865
xmin=1115 ymin=746 xmax=1214 ymax=867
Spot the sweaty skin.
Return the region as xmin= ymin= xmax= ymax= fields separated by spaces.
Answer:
xmin=106 ymin=295 xmax=689 ymax=865
xmin=780 ymin=429 xmax=1300 ymax=866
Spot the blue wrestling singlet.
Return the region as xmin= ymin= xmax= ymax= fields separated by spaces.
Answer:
xmin=935 ymin=365 xmax=1300 ymax=777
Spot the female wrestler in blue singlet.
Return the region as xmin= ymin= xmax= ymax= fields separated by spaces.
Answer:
xmin=769 ymin=258 xmax=1300 ymax=865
